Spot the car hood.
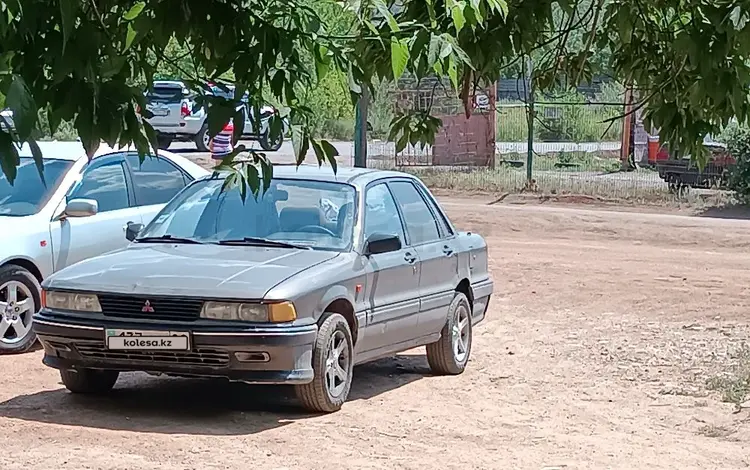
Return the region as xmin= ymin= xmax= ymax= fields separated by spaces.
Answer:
xmin=43 ymin=244 xmax=339 ymax=299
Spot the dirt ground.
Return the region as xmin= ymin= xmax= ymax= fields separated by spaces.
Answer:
xmin=2 ymin=198 xmax=750 ymax=469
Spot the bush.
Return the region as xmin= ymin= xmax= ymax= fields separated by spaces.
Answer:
xmin=725 ymin=126 xmax=750 ymax=203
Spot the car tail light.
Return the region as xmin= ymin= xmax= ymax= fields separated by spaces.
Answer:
xmin=181 ymin=102 xmax=190 ymax=118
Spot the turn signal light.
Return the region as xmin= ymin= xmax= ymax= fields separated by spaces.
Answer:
xmin=40 ymin=289 xmax=46 ymax=309
xmin=268 ymin=302 xmax=297 ymax=322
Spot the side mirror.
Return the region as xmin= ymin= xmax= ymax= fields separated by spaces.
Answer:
xmin=63 ymin=198 xmax=98 ymax=218
xmin=126 ymin=222 xmax=144 ymax=242
xmin=365 ymin=233 xmax=402 ymax=256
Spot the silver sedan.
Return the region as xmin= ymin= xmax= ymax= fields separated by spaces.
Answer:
xmin=34 ymin=165 xmax=493 ymax=412
xmin=0 ymin=142 xmax=209 ymax=353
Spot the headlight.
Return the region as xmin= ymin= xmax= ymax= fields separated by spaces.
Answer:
xmin=200 ymin=301 xmax=296 ymax=322
xmin=44 ymin=291 xmax=102 ymax=312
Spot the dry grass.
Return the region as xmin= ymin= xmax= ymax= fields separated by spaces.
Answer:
xmin=706 ymin=343 xmax=750 ymax=407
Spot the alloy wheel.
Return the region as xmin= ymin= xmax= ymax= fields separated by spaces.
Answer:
xmin=0 ymin=281 xmax=35 ymax=344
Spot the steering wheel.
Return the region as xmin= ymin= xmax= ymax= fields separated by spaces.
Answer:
xmin=297 ymin=224 xmax=336 ymax=236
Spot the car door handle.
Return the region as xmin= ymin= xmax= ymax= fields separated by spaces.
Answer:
xmin=443 ymin=245 xmax=454 ymax=256
xmin=404 ymin=252 xmax=417 ymax=264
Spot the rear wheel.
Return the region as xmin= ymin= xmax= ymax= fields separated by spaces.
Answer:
xmin=156 ymin=134 xmax=173 ymax=150
xmin=426 ymin=292 xmax=472 ymax=375
xmin=295 ymin=313 xmax=353 ymax=413
xmin=0 ymin=264 xmax=41 ymax=354
xmin=259 ymin=129 xmax=283 ymax=151
xmin=195 ymin=123 xmax=210 ymax=152
xmin=60 ymin=369 xmax=119 ymax=394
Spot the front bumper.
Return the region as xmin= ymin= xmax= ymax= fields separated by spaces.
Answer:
xmin=32 ymin=310 xmax=317 ymax=385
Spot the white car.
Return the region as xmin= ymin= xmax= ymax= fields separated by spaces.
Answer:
xmin=0 ymin=141 xmax=209 ymax=353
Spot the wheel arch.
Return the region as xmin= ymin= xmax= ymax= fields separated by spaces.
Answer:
xmin=1 ymin=258 xmax=44 ymax=283
xmin=317 ymin=286 xmax=359 ymax=346
xmin=455 ymin=278 xmax=474 ymax=312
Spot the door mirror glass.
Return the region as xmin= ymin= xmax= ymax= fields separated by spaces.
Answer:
xmin=64 ymin=198 xmax=98 ymax=218
xmin=126 ymin=222 xmax=144 ymax=242
xmin=365 ymin=233 xmax=402 ymax=255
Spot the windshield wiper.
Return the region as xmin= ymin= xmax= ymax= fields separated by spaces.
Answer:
xmin=135 ymin=235 xmax=204 ymax=244
xmin=217 ymin=237 xmax=310 ymax=250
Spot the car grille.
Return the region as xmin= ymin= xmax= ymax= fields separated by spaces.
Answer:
xmin=98 ymin=294 xmax=203 ymax=322
xmin=74 ymin=342 xmax=230 ymax=366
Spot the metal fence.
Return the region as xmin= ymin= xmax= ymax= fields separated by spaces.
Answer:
xmin=365 ymin=97 xmax=670 ymax=199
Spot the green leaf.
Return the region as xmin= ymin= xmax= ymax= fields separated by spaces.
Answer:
xmin=451 ymin=2 xmax=466 ymax=32
xmin=291 ymin=125 xmax=309 ymax=164
xmin=245 ymin=164 xmax=260 ymax=197
xmin=260 ymin=157 xmax=273 ymax=192
xmin=6 ymin=75 xmax=37 ymax=140
xmin=205 ymin=103 xmax=235 ymax=140
xmin=320 ymin=139 xmax=339 ymax=173
xmin=59 ymin=0 xmax=78 ymax=53
xmin=125 ymin=23 xmax=137 ymax=50
xmin=232 ymin=107 xmax=244 ymax=145
xmin=99 ymin=55 xmax=126 ymax=79
xmin=27 ymin=138 xmax=45 ymax=185
xmin=0 ymin=131 xmax=19 ymax=185
xmin=314 ymin=45 xmax=330 ymax=82
xmin=390 ymin=37 xmax=409 ymax=80
xmin=487 ymin=0 xmax=508 ymax=16
xmin=310 ymin=139 xmax=325 ymax=164
xmin=372 ymin=0 xmax=400 ymax=32
xmin=142 ymin=120 xmax=158 ymax=155
xmin=123 ymin=2 xmax=146 ymax=21
xmin=447 ymin=56 xmax=458 ymax=90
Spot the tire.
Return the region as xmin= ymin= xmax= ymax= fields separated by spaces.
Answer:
xmin=194 ymin=123 xmax=210 ymax=152
xmin=0 ymin=264 xmax=42 ymax=354
xmin=259 ymin=129 xmax=283 ymax=152
xmin=156 ymin=134 xmax=173 ymax=150
xmin=60 ymin=369 xmax=119 ymax=394
xmin=295 ymin=313 xmax=354 ymax=413
xmin=426 ymin=292 xmax=473 ymax=375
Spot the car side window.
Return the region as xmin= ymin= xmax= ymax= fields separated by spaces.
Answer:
xmin=126 ymin=154 xmax=187 ymax=206
xmin=364 ymin=183 xmax=406 ymax=246
xmin=68 ymin=162 xmax=129 ymax=213
xmin=388 ymin=180 xmax=440 ymax=245
xmin=415 ymin=182 xmax=454 ymax=237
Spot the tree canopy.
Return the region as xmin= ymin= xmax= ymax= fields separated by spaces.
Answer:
xmin=1 ymin=0 xmax=750 ymax=193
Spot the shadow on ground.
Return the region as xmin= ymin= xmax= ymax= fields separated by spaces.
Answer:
xmin=698 ymin=204 xmax=750 ymax=220
xmin=0 ymin=353 xmax=429 ymax=436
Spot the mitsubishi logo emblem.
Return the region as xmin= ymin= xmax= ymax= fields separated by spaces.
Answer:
xmin=141 ymin=300 xmax=155 ymax=313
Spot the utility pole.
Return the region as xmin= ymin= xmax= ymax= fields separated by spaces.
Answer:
xmin=353 ymin=87 xmax=370 ymax=168
xmin=525 ymin=57 xmax=534 ymax=183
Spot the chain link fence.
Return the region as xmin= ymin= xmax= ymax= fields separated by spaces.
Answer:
xmin=364 ymin=81 xmax=671 ymax=199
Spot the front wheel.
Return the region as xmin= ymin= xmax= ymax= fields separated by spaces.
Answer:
xmin=295 ymin=313 xmax=354 ymax=413
xmin=0 ymin=264 xmax=41 ymax=354
xmin=426 ymin=292 xmax=473 ymax=375
xmin=60 ymin=369 xmax=119 ymax=394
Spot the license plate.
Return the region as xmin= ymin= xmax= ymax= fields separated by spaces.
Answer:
xmin=105 ymin=329 xmax=190 ymax=350
xmin=148 ymin=107 xmax=169 ymax=117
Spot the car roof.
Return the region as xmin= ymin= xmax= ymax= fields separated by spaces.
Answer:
xmin=16 ymin=141 xmax=182 ymax=163
xmin=208 ymin=164 xmax=414 ymax=188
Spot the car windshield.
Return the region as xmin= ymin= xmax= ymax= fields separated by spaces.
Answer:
xmin=0 ymin=157 xmax=74 ymax=217
xmin=138 ymin=177 xmax=357 ymax=251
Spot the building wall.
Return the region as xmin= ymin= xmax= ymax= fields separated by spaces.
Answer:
xmin=394 ymin=76 xmax=496 ymax=167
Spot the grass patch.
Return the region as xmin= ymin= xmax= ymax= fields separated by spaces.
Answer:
xmin=698 ymin=424 xmax=734 ymax=438
xmin=706 ymin=343 xmax=750 ymax=406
